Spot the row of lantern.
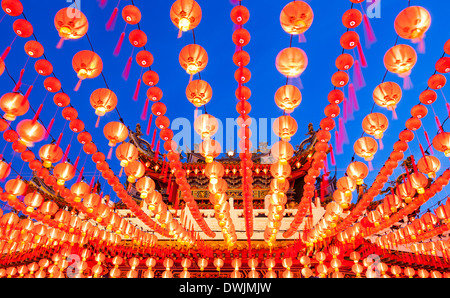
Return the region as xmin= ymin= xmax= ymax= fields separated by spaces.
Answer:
xmin=231 ymin=1 xmax=254 ymax=240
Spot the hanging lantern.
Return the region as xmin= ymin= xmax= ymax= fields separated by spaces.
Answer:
xmin=409 ymin=172 xmax=428 ymax=194
xmin=70 ymin=181 xmax=90 ymax=203
xmin=279 ymin=1 xmax=314 ymax=35
xmin=115 ymin=142 xmax=138 ymax=167
xmin=0 ymin=92 xmax=30 ymax=121
xmin=383 ymin=44 xmax=417 ymax=88
xmin=53 ymin=162 xmax=75 ymax=186
xmin=270 ymin=161 xmax=291 ymax=183
xmin=185 ymin=80 xmax=212 ymax=108
xmin=39 ymin=144 xmax=64 ymax=168
xmin=54 ymin=7 xmax=88 ymax=47
xmin=396 ymin=182 xmax=416 ymax=204
xmin=194 ymin=114 xmax=219 ymax=139
xmin=274 ymin=85 xmax=302 ymax=113
xmin=362 ymin=113 xmax=389 ymax=139
xmin=16 ymin=119 xmax=46 ymax=147
xmin=179 ymin=44 xmax=208 ymax=75
xmin=2 ymin=0 xmax=23 ymax=16
xmin=72 ymin=50 xmax=103 ymax=91
xmin=205 ymin=161 xmax=224 ymax=184
xmin=83 ymin=193 xmax=100 ymax=213
xmin=124 ymin=160 xmax=145 ymax=183
xmin=122 ymin=5 xmax=141 ymax=25
xmin=372 ymin=82 xmax=402 ymax=112
xmin=270 ymin=140 xmax=294 ymax=165
xmin=90 ymin=88 xmax=118 ymax=117
xmin=135 ymin=177 xmax=156 ymax=199
xmin=417 ymin=155 xmax=441 ymax=179
xmin=103 ymin=121 xmax=128 ymax=147
xmin=23 ymin=192 xmax=44 ymax=213
xmin=273 ymin=115 xmax=298 ymax=141
xmin=353 ymin=137 xmax=378 ymax=161
xmin=433 ymin=132 xmax=450 ymax=157
xmin=275 ymin=47 xmax=308 ymax=78
xmin=170 ymin=0 xmax=202 ymax=33
xmin=199 ymin=139 xmax=221 ymax=163
xmin=394 ymin=6 xmax=431 ymax=41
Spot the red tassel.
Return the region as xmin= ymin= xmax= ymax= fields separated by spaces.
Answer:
xmin=99 ymin=0 xmax=107 ymax=8
xmin=435 ymin=116 xmax=443 ymax=133
xmin=357 ymin=42 xmax=367 ymax=68
xmin=73 ymin=156 xmax=80 ymax=170
xmin=362 ymin=14 xmax=377 ymax=48
xmin=348 ymin=83 xmax=359 ymax=111
xmin=140 ymin=98 xmax=149 ymax=120
xmin=55 ymin=133 xmax=63 ymax=149
xmin=177 ymin=29 xmax=183 ymax=39
xmin=74 ymin=79 xmax=82 ymax=92
xmin=22 ymin=85 xmax=33 ymax=102
xmin=330 ymin=144 xmax=336 ymax=166
xmin=89 ymin=176 xmax=96 ymax=189
xmin=45 ymin=118 xmax=55 ymax=140
xmin=32 ymin=104 xmax=43 ymax=124
xmin=95 ymin=116 xmax=101 ymax=128
xmin=56 ymin=38 xmax=65 ymax=49
xmin=119 ymin=167 xmax=123 ymax=178
xmin=113 ymin=32 xmax=125 ymax=57
xmin=146 ymin=114 xmax=153 ymax=136
xmin=1 ymin=46 xmax=11 ymax=60
xmin=151 ymin=129 xmax=157 ymax=149
xmin=77 ymin=167 xmax=84 ymax=182
xmin=343 ymin=97 xmax=348 ymax=122
xmin=133 ymin=78 xmax=141 ymax=101
xmin=13 ymin=69 xmax=25 ymax=92
xmin=106 ymin=7 xmax=118 ymax=31
xmin=423 ymin=130 xmax=434 ymax=155
xmin=352 ymin=60 xmax=366 ymax=90
xmin=62 ymin=144 xmax=71 ymax=163
xmin=335 ymin=131 xmax=343 ymax=155
xmin=153 ymin=140 xmax=160 ymax=161
xmin=446 ymin=102 xmax=450 ymax=117
xmin=107 ymin=147 xmax=113 ymax=160
xmin=122 ymin=56 xmax=132 ymax=80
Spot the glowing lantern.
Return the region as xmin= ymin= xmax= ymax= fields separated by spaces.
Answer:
xmin=83 ymin=193 xmax=100 ymax=213
xmin=194 ymin=114 xmax=219 ymax=139
xmin=0 ymin=160 xmax=11 ymax=180
xmin=2 ymin=0 xmax=23 ymax=16
xmin=24 ymin=40 xmax=44 ymax=58
xmin=362 ymin=113 xmax=389 ymax=139
xmin=433 ymin=132 xmax=450 ymax=157
xmin=417 ymin=155 xmax=441 ymax=178
xmin=122 ymin=5 xmax=141 ymax=25
xmin=409 ymin=172 xmax=428 ymax=194
xmin=128 ymin=29 xmax=147 ymax=47
xmin=103 ymin=121 xmax=128 ymax=147
xmin=373 ymin=82 xmax=402 ymax=111
xmin=0 ymin=92 xmax=29 ymax=121
xmin=170 ymin=0 xmax=202 ymax=32
xmin=336 ymin=176 xmax=357 ymax=197
xmin=23 ymin=192 xmax=44 ymax=212
xmin=135 ymin=177 xmax=155 ymax=199
xmin=396 ymin=182 xmax=416 ymax=204
xmin=280 ymin=1 xmax=314 ymax=35
xmin=394 ymin=6 xmax=431 ymax=40
xmin=186 ymin=80 xmax=212 ymax=108
xmin=270 ymin=161 xmax=291 ymax=183
xmin=205 ymin=162 xmax=224 ymax=184
xmin=271 ymin=141 xmax=294 ymax=165
xmin=72 ymin=50 xmax=103 ymax=91
xmin=384 ymin=44 xmax=417 ymax=85
xmin=353 ymin=137 xmax=378 ymax=161
xmin=124 ymin=160 xmax=145 ymax=183
xmin=5 ymin=178 xmax=27 ymax=201
xmin=273 ymin=115 xmax=298 ymax=141
xmin=179 ymin=44 xmax=208 ymax=75
xmin=276 ymin=47 xmax=308 ymax=78
xmin=54 ymin=7 xmax=88 ymax=43
xmin=199 ymin=139 xmax=221 ymax=163
xmin=53 ymin=162 xmax=75 ymax=186
xmin=274 ymin=85 xmax=302 ymax=113
xmin=13 ymin=19 xmax=33 ymax=38
xmin=70 ymin=181 xmax=90 ymax=203
xmin=90 ymin=88 xmax=118 ymax=117
xmin=115 ymin=142 xmax=138 ymax=167
xmin=16 ymin=119 xmax=46 ymax=147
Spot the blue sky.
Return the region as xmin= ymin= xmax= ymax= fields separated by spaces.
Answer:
xmin=1 ymin=0 xmax=450 ymax=211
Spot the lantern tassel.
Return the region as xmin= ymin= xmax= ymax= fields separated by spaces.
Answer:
xmin=401 ymin=73 xmax=413 ymax=90
xmin=23 ymin=85 xmax=33 ymax=102
xmin=435 ymin=116 xmax=443 ymax=133
xmin=368 ymin=160 xmax=374 ymax=171
xmin=55 ymin=133 xmax=63 ymax=150
xmin=339 ymin=117 xmax=348 ymax=145
xmin=77 ymin=167 xmax=84 ymax=183
xmin=298 ymin=33 xmax=307 ymax=43
xmin=119 ymin=167 xmax=123 ymax=178
xmin=424 ymin=130 xmax=434 ymax=155
xmin=335 ymin=131 xmax=343 ymax=155
xmin=177 ymin=29 xmax=183 ymax=39
xmin=140 ymin=98 xmax=149 ymax=120
xmin=391 ymin=108 xmax=398 ymax=120
xmin=95 ymin=116 xmax=101 ymax=128
xmin=56 ymin=37 xmax=65 ymax=49
xmin=113 ymin=32 xmax=125 ymax=57
xmin=99 ymin=0 xmax=107 ymax=9
xmin=122 ymin=56 xmax=132 ymax=81
xmin=13 ymin=69 xmax=25 ymax=92
xmin=362 ymin=14 xmax=377 ymax=48
xmin=378 ymin=138 xmax=384 ymax=150
xmin=352 ymin=59 xmax=366 ymax=90
xmin=1 ymin=46 xmax=11 ymax=61
xmin=133 ymin=78 xmax=141 ymax=101
xmin=106 ymin=7 xmax=118 ymax=31
xmin=107 ymin=147 xmax=113 ymax=160
xmin=348 ymin=83 xmax=359 ymax=111
xmin=62 ymin=144 xmax=71 ymax=163
xmin=32 ymin=104 xmax=43 ymax=124
xmin=74 ymin=79 xmax=82 ymax=92
xmin=446 ymin=102 xmax=450 ymax=117
xmin=330 ymin=144 xmax=336 ymax=166
xmin=356 ymin=42 xmax=368 ymax=68
xmin=343 ymin=97 xmax=348 ymax=122
xmin=146 ymin=114 xmax=153 ymax=136
xmin=45 ymin=118 xmax=55 ymax=140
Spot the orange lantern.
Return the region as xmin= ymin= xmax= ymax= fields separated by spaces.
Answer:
xmin=373 ymin=82 xmax=402 ymax=111
xmin=124 ymin=160 xmax=145 ymax=183
xmin=199 ymin=139 xmax=221 ymax=163
xmin=170 ymin=0 xmax=202 ymax=33
xmin=24 ymin=40 xmax=44 ymax=58
xmin=90 ymin=88 xmax=118 ymax=117
xmin=409 ymin=172 xmax=428 ymax=194
xmin=362 ymin=113 xmax=389 ymax=139
xmin=353 ymin=137 xmax=378 ymax=161
xmin=433 ymin=132 xmax=450 ymax=157
xmin=115 ymin=142 xmax=138 ymax=167
xmin=54 ymin=8 xmax=88 ymax=44
xmin=271 ymin=141 xmax=294 ymax=165
xmin=39 ymin=144 xmax=63 ymax=168
xmin=103 ymin=121 xmax=128 ymax=147
xmin=70 ymin=181 xmax=90 ymax=203
xmin=16 ymin=119 xmax=46 ymax=147
xmin=394 ymin=6 xmax=431 ymax=40
xmin=276 ymin=47 xmax=308 ymax=78
xmin=24 ymin=192 xmax=44 ymax=212
xmin=72 ymin=50 xmax=103 ymax=91
xmin=185 ymin=80 xmax=212 ymax=108
xmin=179 ymin=44 xmax=208 ymax=75
xmin=53 ymin=162 xmax=75 ymax=186
xmin=384 ymin=44 xmax=417 ymax=78
xmin=5 ymin=178 xmax=27 ymax=201
xmin=122 ymin=5 xmax=141 ymax=25
xmin=417 ymin=155 xmax=441 ymax=178
xmin=273 ymin=115 xmax=298 ymax=141
xmin=274 ymin=85 xmax=302 ymax=113
xmin=396 ymin=182 xmax=416 ymax=204
xmin=83 ymin=193 xmax=100 ymax=213
xmin=2 ymin=0 xmax=23 ymax=16
xmin=0 ymin=92 xmax=30 ymax=121
xmin=135 ymin=177 xmax=155 ymax=199
xmin=205 ymin=161 xmax=224 ymax=184
xmin=194 ymin=114 xmax=219 ymax=140
xmin=270 ymin=161 xmax=291 ymax=183
xmin=280 ymin=1 xmax=314 ymax=35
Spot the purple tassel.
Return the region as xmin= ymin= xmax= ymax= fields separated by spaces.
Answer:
xmin=343 ymin=97 xmax=348 ymax=122
xmin=335 ymin=131 xmax=343 ymax=155
xmin=352 ymin=60 xmax=366 ymax=90
xmin=400 ymin=72 xmax=413 ymax=90
xmin=122 ymin=56 xmax=132 ymax=80
xmin=99 ymin=0 xmax=107 ymax=9
xmin=363 ymin=14 xmax=377 ymax=49
xmin=140 ymin=98 xmax=149 ymax=120
xmin=107 ymin=147 xmax=113 ymax=160
xmin=339 ymin=117 xmax=349 ymax=145
xmin=348 ymin=83 xmax=359 ymax=111
xmin=133 ymin=78 xmax=141 ymax=101
xmin=357 ymin=42 xmax=368 ymax=68
xmin=113 ymin=32 xmax=125 ymax=57
xmin=106 ymin=7 xmax=118 ymax=31
xmin=298 ymin=33 xmax=307 ymax=43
